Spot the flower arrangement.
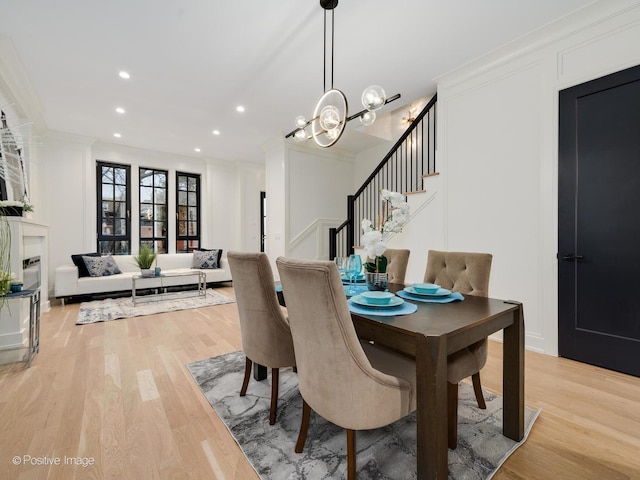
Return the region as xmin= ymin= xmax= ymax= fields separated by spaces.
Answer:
xmin=361 ymin=189 xmax=410 ymax=273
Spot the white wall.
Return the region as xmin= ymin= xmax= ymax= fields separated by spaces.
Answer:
xmin=264 ymin=139 xmax=286 ymax=273
xmin=433 ymin=0 xmax=640 ymax=354
xmin=264 ymin=139 xmax=355 ymax=268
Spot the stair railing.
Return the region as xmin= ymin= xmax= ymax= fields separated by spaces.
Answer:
xmin=329 ymin=93 xmax=437 ymax=259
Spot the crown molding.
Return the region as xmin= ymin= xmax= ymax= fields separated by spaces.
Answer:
xmin=435 ymin=0 xmax=639 ymax=88
xmin=0 ymin=36 xmax=47 ymax=133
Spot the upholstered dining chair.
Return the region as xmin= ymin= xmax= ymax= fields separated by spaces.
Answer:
xmin=382 ymin=248 xmax=411 ymax=284
xmin=276 ymin=256 xmax=417 ymax=480
xmin=423 ymin=249 xmax=493 ymax=448
xmin=227 ymin=251 xmax=296 ymax=425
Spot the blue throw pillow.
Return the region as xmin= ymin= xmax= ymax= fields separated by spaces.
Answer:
xmin=192 ymin=249 xmax=220 ymax=269
xmin=198 ymin=248 xmax=223 ymax=265
xmin=82 ymin=255 xmax=122 ymax=277
xmin=71 ymin=252 xmax=101 ymax=277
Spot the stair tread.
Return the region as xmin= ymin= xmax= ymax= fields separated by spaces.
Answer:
xmin=422 ymin=172 xmax=440 ymax=178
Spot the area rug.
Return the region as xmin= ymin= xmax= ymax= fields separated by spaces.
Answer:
xmin=76 ymin=289 xmax=236 ymax=324
xmin=187 ymin=350 xmax=540 ymax=480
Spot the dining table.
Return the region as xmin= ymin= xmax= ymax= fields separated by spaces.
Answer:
xmin=274 ymin=282 xmax=525 ymax=480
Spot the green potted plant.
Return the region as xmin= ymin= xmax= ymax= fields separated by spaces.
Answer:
xmin=134 ymin=245 xmax=157 ymax=277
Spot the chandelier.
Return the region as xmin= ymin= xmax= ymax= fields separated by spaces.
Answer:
xmin=285 ymin=0 xmax=400 ymax=148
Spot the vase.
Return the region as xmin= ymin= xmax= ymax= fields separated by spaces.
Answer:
xmin=140 ymin=268 xmax=154 ymax=277
xmin=366 ymin=272 xmax=388 ymax=291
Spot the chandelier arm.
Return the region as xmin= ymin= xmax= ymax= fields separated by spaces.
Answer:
xmin=345 ymin=93 xmax=402 ymax=122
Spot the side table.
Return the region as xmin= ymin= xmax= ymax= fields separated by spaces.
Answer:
xmin=4 ymin=289 xmax=41 ymax=367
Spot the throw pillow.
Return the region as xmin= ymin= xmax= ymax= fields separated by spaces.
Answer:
xmin=192 ymin=249 xmax=220 ymax=269
xmin=198 ymin=248 xmax=223 ymax=265
xmin=82 ymin=255 xmax=122 ymax=277
xmin=71 ymin=252 xmax=101 ymax=277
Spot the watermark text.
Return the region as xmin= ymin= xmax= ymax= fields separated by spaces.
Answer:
xmin=12 ymin=455 xmax=95 ymax=468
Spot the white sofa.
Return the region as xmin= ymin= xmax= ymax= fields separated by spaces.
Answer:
xmin=55 ymin=253 xmax=232 ymax=300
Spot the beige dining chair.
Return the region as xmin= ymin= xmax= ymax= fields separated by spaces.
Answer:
xmin=276 ymin=257 xmax=417 ymax=480
xmin=227 ymin=251 xmax=296 ymax=425
xmin=381 ymin=248 xmax=410 ymax=284
xmin=423 ymin=249 xmax=493 ymax=448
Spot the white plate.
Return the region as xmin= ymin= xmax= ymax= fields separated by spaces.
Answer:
xmin=351 ymin=294 xmax=404 ymax=308
xmin=404 ymin=286 xmax=452 ymax=297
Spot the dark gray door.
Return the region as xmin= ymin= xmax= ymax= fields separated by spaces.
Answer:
xmin=558 ymin=64 xmax=640 ymax=377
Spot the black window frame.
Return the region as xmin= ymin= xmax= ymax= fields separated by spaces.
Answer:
xmin=139 ymin=167 xmax=168 ymax=253
xmin=97 ymin=161 xmax=131 ymax=254
xmin=175 ymin=172 xmax=201 ymax=252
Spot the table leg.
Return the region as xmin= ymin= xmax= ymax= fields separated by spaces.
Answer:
xmin=416 ymin=334 xmax=448 ymax=479
xmin=503 ymin=302 xmax=525 ymax=441
xmin=253 ymin=363 xmax=267 ymax=381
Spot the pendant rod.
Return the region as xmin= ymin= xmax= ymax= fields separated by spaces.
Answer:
xmin=323 ymin=9 xmax=327 ymax=93
xmin=331 ymin=6 xmax=334 ymax=90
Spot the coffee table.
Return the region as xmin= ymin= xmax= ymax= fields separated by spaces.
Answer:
xmin=132 ymin=270 xmax=207 ymax=305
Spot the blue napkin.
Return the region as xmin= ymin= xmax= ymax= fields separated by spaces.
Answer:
xmin=396 ymin=289 xmax=464 ymax=303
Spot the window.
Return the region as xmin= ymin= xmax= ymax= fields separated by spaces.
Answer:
xmin=139 ymin=168 xmax=168 ymax=253
xmin=97 ymin=162 xmax=131 ymax=254
xmin=176 ymin=172 xmax=200 ymax=252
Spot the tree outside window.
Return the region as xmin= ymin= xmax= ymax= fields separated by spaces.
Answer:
xmin=176 ymin=172 xmax=200 ymax=252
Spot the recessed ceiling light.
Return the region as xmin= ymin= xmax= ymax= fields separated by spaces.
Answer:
xmin=113 ymin=133 xmax=122 ymax=138
xmin=212 ymin=130 xmax=220 ymax=135
xmin=119 ymin=71 xmax=130 ymax=79
xmin=115 ymin=107 xmax=125 ymax=114
xmin=236 ymin=106 xmax=245 ymax=113
xmin=194 ymin=148 xmax=201 ymax=152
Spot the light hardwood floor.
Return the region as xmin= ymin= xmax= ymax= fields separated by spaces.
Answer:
xmin=1 ymin=286 xmax=639 ymax=480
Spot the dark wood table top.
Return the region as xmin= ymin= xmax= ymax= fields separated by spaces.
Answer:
xmin=345 ymin=284 xmax=520 ymax=355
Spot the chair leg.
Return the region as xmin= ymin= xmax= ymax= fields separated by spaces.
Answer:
xmin=447 ymin=382 xmax=458 ymax=450
xmin=346 ymin=429 xmax=356 ymax=480
xmin=240 ymin=356 xmax=252 ymax=397
xmin=269 ymin=368 xmax=280 ymax=425
xmin=472 ymin=372 xmax=487 ymax=409
xmin=295 ymin=399 xmax=312 ymax=453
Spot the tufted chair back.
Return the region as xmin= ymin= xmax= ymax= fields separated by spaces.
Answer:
xmin=382 ymin=249 xmax=410 ymax=284
xmin=423 ymin=250 xmax=492 ymax=297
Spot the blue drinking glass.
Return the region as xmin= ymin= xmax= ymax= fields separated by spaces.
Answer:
xmin=347 ymin=254 xmax=362 ymax=295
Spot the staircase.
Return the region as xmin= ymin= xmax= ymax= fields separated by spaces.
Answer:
xmin=329 ymin=94 xmax=438 ymax=258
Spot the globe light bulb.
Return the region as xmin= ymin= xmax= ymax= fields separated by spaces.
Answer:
xmin=361 ymin=85 xmax=387 ymax=111
xmin=294 ymin=129 xmax=307 ymax=142
xmin=325 ymin=128 xmax=339 ymax=140
xmin=319 ymin=105 xmax=341 ymax=131
xmin=360 ymin=111 xmax=376 ymax=126
xmin=295 ymin=115 xmax=307 ymax=128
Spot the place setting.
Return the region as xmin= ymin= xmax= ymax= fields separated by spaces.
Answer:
xmin=397 ymin=282 xmax=465 ymax=303
xmin=348 ymin=290 xmax=418 ymax=316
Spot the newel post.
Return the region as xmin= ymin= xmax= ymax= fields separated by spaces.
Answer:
xmin=347 ymin=195 xmax=355 ymax=255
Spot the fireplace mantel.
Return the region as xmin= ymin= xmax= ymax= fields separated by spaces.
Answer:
xmin=0 ymin=216 xmax=49 ymax=364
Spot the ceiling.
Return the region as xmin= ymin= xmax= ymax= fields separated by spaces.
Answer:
xmin=0 ymin=0 xmax=594 ymax=164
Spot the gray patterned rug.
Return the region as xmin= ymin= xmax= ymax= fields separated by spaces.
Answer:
xmin=187 ymin=350 xmax=540 ymax=480
xmin=76 ymin=289 xmax=235 ymax=324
